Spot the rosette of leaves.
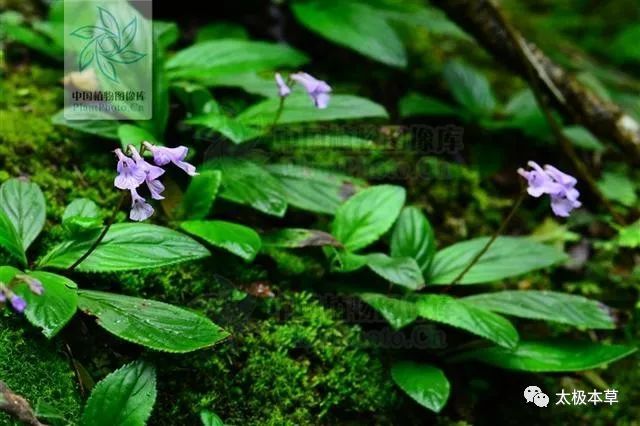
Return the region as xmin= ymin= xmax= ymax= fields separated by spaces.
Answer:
xmin=70 ymin=7 xmax=146 ymax=82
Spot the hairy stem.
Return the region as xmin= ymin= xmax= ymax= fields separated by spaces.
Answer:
xmin=68 ymin=192 xmax=127 ymax=271
xmin=445 ymin=189 xmax=526 ymax=289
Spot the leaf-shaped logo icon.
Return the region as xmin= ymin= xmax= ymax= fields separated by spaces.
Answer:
xmin=70 ymin=7 xmax=146 ymax=83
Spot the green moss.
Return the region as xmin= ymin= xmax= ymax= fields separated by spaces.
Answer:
xmin=146 ymin=292 xmax=397 ymax=426
xmin=0 ymin=66 xmax=118 ymax=226
xmin=0 ymin=315 xmax=81 ymax=426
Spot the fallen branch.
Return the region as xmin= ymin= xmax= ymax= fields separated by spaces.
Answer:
xmin=429 ymin=0 xmax=640 ymax=163
xmin=0 ymin=381 xmax=45 ymax=426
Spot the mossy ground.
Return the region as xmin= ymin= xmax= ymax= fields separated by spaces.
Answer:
xmin=1 ymin=38 xmax=639 ymax=426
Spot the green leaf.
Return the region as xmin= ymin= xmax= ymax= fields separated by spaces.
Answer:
xmin=415 ymin=294 xmax=519 ymax=349
xmin=443 ymin=61 xmax=496 ymax=116
xmin=52 ymin=109 xmax=119 ymax=139
xmin=0 ymin=178 xmax=46 ymax=250
xmin=180 ymin=220 xmax=262 ymax=262
xmin=185 ymin=113 xmax=264 ymax=144
xmin=200 ymin=410 xmax=224 ymax=426
xmin=176 ymin=171 xmax=222 ymax=220
xmin=617 ymin=220 xmax=640 ymax=248
xmin=365 ymin=253 xmax=424 ymax=290
xmin=39 ymin=224 xmax=210 ymax=272
xmin=359 ymin=293 xmax=418 ymax=330
xmin=270 ymin=134 xmax=376 ymax=151
xmin=117 ymin=124 xmax=159 ymax=150
xmin=391 ymin=361 xmax=450 ymax=413
xmin=266 ymin=164 xmax=364 ymax=215
xmin=292 ymin=1 xmax=406 ymax=67
xmin=428 ymin=236 xmax=568 ymax=285
xmin=391 ymin=207 xmax=436 ymax=274
xmin=13 ymin=271 xmax=78 ymax=338
xmin=399 ymin=93 xmax=460 ymax=118
xmin=166 ymin=39 xmax=308 ymax=80
xmin=452 ymin=340 xmax=637 ymax=372
xmin=332 ymin=185 xmax=405 ymax=251
xmin=237 ymin=94 xmax=389 ymax=127
xmin=563 ymin=126 xmax=605 ymax=152
xmin=262 ymin=228 xmax=340 ymax=249
xmin=598 ymin=171 xmax=637 ymax=207
xmin=196 ymin=22 xmax=248 ymax=42
xmin=62 ymin=199 xmax=102 ymax=235
xmin=462 ymin=291 xmax=615 ymax=329
xmin=154 ymin=21 xmax=179 ymax=51
xmin=81 ymin=360 xmax=156 ymax=426
xmin=203 ymin=158 xmax=287 ymax=217
xmin=0 ymin=265 xmax=21 ymax=284
xmin=0 ymin=209 xmax=26 ymax=265
xmin=77 ymin=290 xmax=229 ymax=353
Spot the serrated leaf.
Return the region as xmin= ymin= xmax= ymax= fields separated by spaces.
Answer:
xmin=462 ymin=291 xmax=615 ymax=329
xmin=39 ymin=224 xmax=210 ymax=272
xmin=365 ymin=253 xmax=424 ymax=289
xmin=77 ymin=290 xmax=229 ymax=352
xmin=0 ymin=178 xmax=46 ymax=251
xmin=391 ymin=206 xmax=436 ymax=274
xmin=332 ymin=185 xmax=405 ymax=251
xmin=359 ymin=292 xmax=418 ymax=330
xmin=166 ymin=39 xmax=308 ymax=80
xmin=13 ymin=271 xmax=78 ymax=338
xmin=62 ymin=199 xmax=102 ymax=235
xmin=443 ymin=61 xmax=496 ymax=117
xmin=415 ymin=294 xmax=519 ymax=349
xmin=237 ymin=94 xmax=389 ymax=127
xmin=391 ymin=361 xmax=450 ymax=412
xmin=180 ymin=220 xmax=262 ymax=262
xmin=203 ymin=158 xmax=287 ymax=217
xmin=266 ymin=164 xmax=365 ymax=215
xmin=81 ymin=360 xmax=156 ymax=426
xmin=0 ymin=209 xmax=26 ymax=265
xmin=428 ymin=236 xmax=568 ymax=285
xmin=292 ymin=1 xmax=406 ymax=67
xmin=262 ymin=228 xmax=340 ymax=249
xmin=452 ymin=340 xmax=637 ymax=372
xmin=176 ymin=171 xmax=222 ymax=220
xmin=185 ymin=113 xmax=264 ymax=144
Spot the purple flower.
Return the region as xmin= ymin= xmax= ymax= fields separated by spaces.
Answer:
xmin=518 ymin=161 xmax=581 ymax=217
xmin=130 ymin=146 xmax=165 ymax=200
xmin=114 ymin=148 xmax=146 ymax=190
xmin=143 ymin=142 xmax=198 ymax=176
xmin=10 ymin=295 xmax=27 ymax=313
xmin=291 ymin=72 xmax=332 ymax=109
xmin=275 ymin=73 xmax=291 ymax=97
xmin=129 ymin=188 xmax=154 ymax=222
xmin=517 ymin=161 xmax=561 ymax=197
xmin=17 ymin=274 xmax=44 ymax=296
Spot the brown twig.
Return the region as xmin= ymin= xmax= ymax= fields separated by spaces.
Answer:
xmin=429 ymin=0 xmax=640 ymax=163
xmin=0 ymin=381 xmax=45 ymax=426
xmin=486 ymin=5 xmax=627 ymax=226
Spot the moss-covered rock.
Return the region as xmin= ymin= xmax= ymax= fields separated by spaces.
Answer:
xmin=0 ymin=315 xmax=81 ymax=426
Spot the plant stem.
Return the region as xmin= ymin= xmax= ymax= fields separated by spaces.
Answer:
xmin=445 ymin=189 xmax=526 ymax=289
xmin=491 ymin=6 xmax=626 ymax=226
xmin=68 ymin=192 xmax=127 ymax=271
xmin=271 ymin=96 xmax=286 ymax=131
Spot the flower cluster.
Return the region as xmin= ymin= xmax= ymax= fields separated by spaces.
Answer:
xmin=275 ymin=72 xmax=332 ymax=109
xmin=0 ymin=275 xmax=44 ymax=314
xmin=518 ymin=161 xmax=582 ymax=217
xmin=114 ymin=142 xmax=197 ymax=221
